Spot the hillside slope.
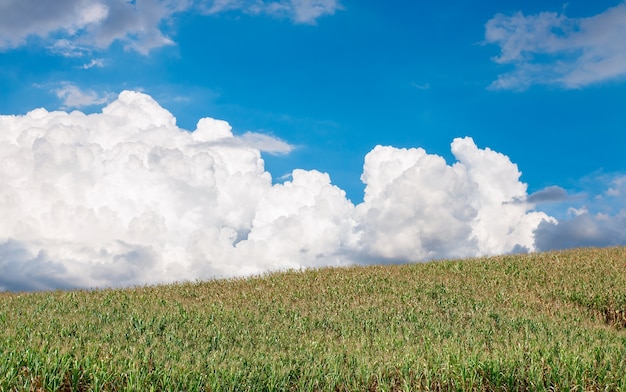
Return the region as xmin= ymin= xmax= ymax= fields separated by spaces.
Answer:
xmin=1 ymin=247 xmax=625 ymax=391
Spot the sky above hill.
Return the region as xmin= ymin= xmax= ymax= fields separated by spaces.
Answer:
xmin=1 ymin=0 xmax=625 ymax=291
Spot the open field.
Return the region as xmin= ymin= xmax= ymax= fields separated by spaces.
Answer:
xmin=1 ymin=247 xmax=625 ymax=391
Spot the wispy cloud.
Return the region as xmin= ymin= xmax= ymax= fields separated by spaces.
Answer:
xmin=240 ymin=132 xmax=294 ymax=155
xmin=201 ymin=0 xmax=342 ymax=24
xmin=412 ymin=82 xmax=430 ymax=90
xmin=54 ymin=83 xmax=114 ymax=109
xmin=533 ymin=173 xmax=626 ymax=251
xmin=607 ymin=175 xmax=626 ymax=197
xmin=81 ymin=58 xmax=105 ymax=69
xmin=534 ymin=211 xmax=626 ymax=251
xmin=286 ymin=0 xmax=342 ymax=24
xmin=527 ymin=186 xmax=568 ymax=204
xmin=47 ymin=39 xmax=92 ymax=57
xmin=485 ymin=2 xmax=626 ymax=90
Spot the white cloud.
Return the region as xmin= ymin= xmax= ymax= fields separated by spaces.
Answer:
xmin=0 ymin=0 xmax=340 ymax=56
xmin=54 ymin=83 xmax=114 ymax=109
xmin=200 ymin=0 xmax=341 ymax=24
xmin=607 ymin=175 xmax=626 ymax=197
xmin=287 ymin=0 xmax=342 ymax=24
xmin=81 ymin=58 xmax=105 ymax=69
xmin=0 ymin=0 xmax=108 ymax=49
xmin=239 ymin=132 xmax=294 ymax=155
xmin=0 ymin=0 xmax=182 ymax=55
xmin=47 ymin=39 xmax=91 ymax=57
xmin=91 ymin=0 xmax=182 ymax=54
xmin=354 ymin=140 xmax=552 ymax=261
xmin=485 ymin=2 xmax=626 ymax=90
xmin=0 ymin=90 xmax=554 ymax=291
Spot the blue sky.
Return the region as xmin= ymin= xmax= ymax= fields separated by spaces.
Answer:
xmin=2 ymin=0 xmax=625 ymax=201
xmin=1 ymin=0 xmax=625 ymax=290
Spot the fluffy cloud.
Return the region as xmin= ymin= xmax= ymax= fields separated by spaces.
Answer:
xmin=354 ymin=140 xmax=551 ymax=261
xmin=0 ymin=0 xmax=181 ymax=54
xmin=485 ymin=2 xmax=626 ymax=89
xmin=0 ymin=0 xmax=107 ymax=49
xmin=0 ymin=91 xmax=553 ymax=291
xmin=0 ymin=0 xmax=340 ymax=56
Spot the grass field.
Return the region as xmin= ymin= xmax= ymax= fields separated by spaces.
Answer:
xmin=1 ymin=246 xmax=625 ymax=391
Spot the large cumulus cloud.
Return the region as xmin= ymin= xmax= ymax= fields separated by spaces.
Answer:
xmin=354 ymin=140 xmax=550 ymax=262
xmin=0 ymin=91 xmax=554 ymax=291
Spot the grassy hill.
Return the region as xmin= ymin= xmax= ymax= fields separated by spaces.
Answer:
xmin=1 ymin=247 xmax=625 ymax=391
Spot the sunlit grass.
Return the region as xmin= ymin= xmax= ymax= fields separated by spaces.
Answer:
xmin=1 ymin=247 xmax=625 ymax=390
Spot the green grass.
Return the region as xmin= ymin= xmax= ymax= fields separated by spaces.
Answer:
xmin=1 ymin=247 xmax=625 ymax=391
